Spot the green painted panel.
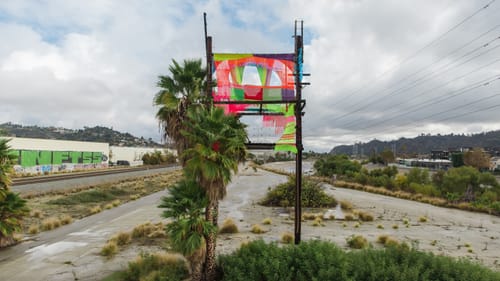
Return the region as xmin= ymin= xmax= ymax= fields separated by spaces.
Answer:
xmin=69 ymin=151 xmax=82 ymax=164
xmin=20 ymin=151 xmax=37 ymax=167
xmin=37 ymin=151 xmax=52 ymax=165
xmin=82 ymin=152 xmax=93 ymax=164
xmin=92 ymin=152 xmax=102 ymax=164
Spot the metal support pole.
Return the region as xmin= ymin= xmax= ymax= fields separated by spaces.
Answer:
xmin=294 ymin=21 xmax=304 ymax=245
xmin=204 ymin=13 xmax=212 ymax=102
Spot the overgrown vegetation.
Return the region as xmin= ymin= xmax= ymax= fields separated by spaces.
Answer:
xmin=218 ymin=240 xmax=500 ymax=281
xmin=141 ymin=150 xmax=176 ymax=165
xmin=312 ymin=154 xmax=500 ymax=215
xmin=0 ymin=138 xmax=29 ymax=247
xmin=260 ymin=176 xmax=337 ymax=208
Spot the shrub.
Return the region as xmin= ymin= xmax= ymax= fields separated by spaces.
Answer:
xmin=344 ymin=214 xmax=354 ymax=221
xmin=419 ymin=216 xmax=428 ymax=223
xmin=111 ymin=199 xmax=121 ymax=207
xmin=48 ymin=189 xmax=115 ymax=205
xmin=262 ymin=217 xmax=272 ymax=225
xmin=123 ymin=252 xmax=188 ymax=281
xmin=340 ymin=200 xmax=353 ymax=210
xmin=218 ymin=240 xmax=500 ymax=281
xmin=111 ymin=231 xmax=131 ymax=246
xmin=358 ymin=211 xmax=374 ymax=222
xmin=261 ymin=177 xmax=337 ymax=208
xmin=392 ymin=224 xmax=399 ymax=229
xmin=89 ymin=206 xmax=102 ymax=214
xmin=100 ymin=241 xmax=118 ymax=258
xmin=41 ymin=217 xmax=61 ymax=231
xmin=60 ymin=214 xmax=73 ymax=225
xmin=132 ymin=222 xmax=156 ymax=238
xmin=281 ymin=232 xmax=294 ymax=244
xmin=30 ymin=209 xmax=43 ymax=218
xmin=377 ymin=234 xmax=390 ymax=244
xmin=377 ymin=224 xmax=384 ymax=229
xmin=251 ymin=224 xmax=265 ymax=234
xmin=219 ymin=218 xmax=239 ymax=234
xmin=347 ymin=235 xmax=369 ymax=249
xmin=28 ymin=224 xmax=39 ymax=234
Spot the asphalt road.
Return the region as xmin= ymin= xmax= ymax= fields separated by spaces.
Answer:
xmin=12 ymin=166 xmax=180 ymax=194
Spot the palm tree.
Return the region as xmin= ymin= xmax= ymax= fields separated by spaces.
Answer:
xmin=181 ymin=106 xmax=247 ymax=280
xmin=159 ymin=179 xmax=215 ymax=281
xmin=154 ymin=59 xmax=207 ymax=165
xmin=0 ymin=138 xmax=28 ymax=247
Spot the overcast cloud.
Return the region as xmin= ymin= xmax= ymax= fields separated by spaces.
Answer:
xmin=1 ymin=0 xmax=499 ymax=152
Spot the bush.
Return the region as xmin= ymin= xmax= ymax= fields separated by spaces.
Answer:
xmin=219 ymin=218 xmax=239 ymax=234
xmin=41 ymin=217 xmax=61 ymax=231
xmin=261 ymin=177 xmax=337 ymax=208
xmin=60 ymin=214 xmax=73 ymax=225
xmin=281 ymin=232 xmax=294 ymax=244
xmin=347 ymin=235 xmax=369 ymax=249
xmin=100 ymin=241 xmax=118 ymax=258
xmin=358 ymin=211 xmax=374 ymax=222
xmin=123 ymin=252 xmax=188 ymax=281
xmin=251 ymin=224 xmax=265 ymax=234
xmin=111 ymin=231 xmax=131 ymax=246
xmin=262 ymin=217 xmax=272 ymax=225
xmin=218 ymin=240 xmax=500 ymax=281
xmin=218 ymin=240 xmax=348 ymax=281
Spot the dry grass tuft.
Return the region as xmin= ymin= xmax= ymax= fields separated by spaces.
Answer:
xmin=30 ymin=209 xmax=43 ymax=219
xmin=419 ymin=216 xmax=428 ymax=223
xmin=392 ymin=224 xmax=399 ymax=229
xmin=281 ymin=232 xmax=294 ymax=244
xmin=111 ymin=199 xmax=121 ymax=207
xmin=89 ymin=206 xmax=102 ymax=214
xmin=41 ymin=217 xmax=61 ymax=231
xmin=104 ymin=203 xmax=114 ymax=210
xmin=219 ymin=218 xmax=239 ymax=234
xmin=132 ymin=222 xmax=156 ymax=238
xmin=251 ymin=224 xmax=265 ymax=234
xmin=358 ymin=211 xmax=374 ymax=222
xmin=340 ymin=200 xmax=353 ymax=210
xmin=344 ymin=214 xmax=355 ymax=221
xmin=111 ymin=231 xmax=132 ymax=246
xmin=377 ymin=234 xmax=390 ymax=244
xmin=60 ymin=214 xmax=73 ymax=225
xmin=28 ymin=224 xmax=39 ymax=234
xmin=377 ymin=224 xmax=384 ymax=229
xmin=347 ymin=235 xmax=369 ymax=249
xmin=101 ymin=241 xmax=118 ymax=258
xmin=262 ymin=217 xmax=272 ymax=225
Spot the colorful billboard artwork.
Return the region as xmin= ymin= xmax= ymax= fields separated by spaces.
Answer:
xmin=212 ymin=53 xmax=297 ymax=153
xmin=11 ymin=150 xmax=104 ymax=168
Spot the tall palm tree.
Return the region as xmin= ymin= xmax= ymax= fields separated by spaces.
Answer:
xmin=154 ymin=59 xmax=207 ymax=165
xmin=181 ymin=106 xmax=247 ymax=280
xmin=0 ymin=138 xmax=28 ymax=247
xmin=159 ymin=179 xmax=215 ymax=281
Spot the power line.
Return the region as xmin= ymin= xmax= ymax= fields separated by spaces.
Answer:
xmin=333 ymin=34 xmax=500 ymax=123
xmin=338 ymin=56 xmax=500 ymax=128
xmin=330 ymin=0 xmax=497 ymax=108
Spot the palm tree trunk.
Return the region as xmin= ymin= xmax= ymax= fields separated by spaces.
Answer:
xmin=204 ymin=200 xmax=218 ymax=281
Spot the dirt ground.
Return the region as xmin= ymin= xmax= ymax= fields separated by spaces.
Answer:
xmin=215 ymin=162 xmax=500 ymax=270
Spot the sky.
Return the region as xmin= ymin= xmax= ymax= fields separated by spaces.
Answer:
xmin=1 ymin=0 xmax=499 ymax=152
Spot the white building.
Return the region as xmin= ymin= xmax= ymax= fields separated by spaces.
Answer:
xmin=109 ymin=146 xmax=176 ymax=166
xmin=2 ymin=137 xmax=109 ymax=174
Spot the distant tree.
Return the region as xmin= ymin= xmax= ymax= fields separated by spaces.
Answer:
xmin=451 ymin=153 xmax=464 ymax=167
xmin=464 ymin=148 xmax=490 ymax=171
xmin=379 ymin=149 xmax=395 ymax=165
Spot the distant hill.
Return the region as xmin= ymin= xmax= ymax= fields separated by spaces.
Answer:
xmin=0 ymin=122 xmax=163 ymax=147
xmin=330 ymin=131 xmax=500 ymax=157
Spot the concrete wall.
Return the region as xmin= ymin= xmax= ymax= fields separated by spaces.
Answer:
xmin=2 ymin=137 xmax=109 ymax=174
xmin=109 ymin=146 xmax=175 ymax=166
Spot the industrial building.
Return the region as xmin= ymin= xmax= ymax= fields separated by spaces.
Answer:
xmin=1 ymin=137 xmax=175 ymax=174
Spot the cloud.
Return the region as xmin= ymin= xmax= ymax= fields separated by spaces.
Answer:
xmin=1 ymin=0 xmax=499 ymax=153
